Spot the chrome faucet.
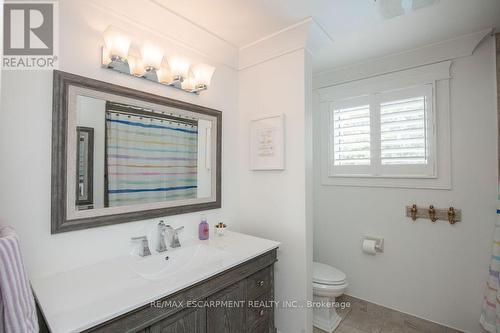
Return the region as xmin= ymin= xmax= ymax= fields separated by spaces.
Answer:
xmin=165 ymin=225 xmax=184 ymax=248
xmin=157 ymin=221 xmax=168 ymax=253
xmin=131 ymin=236 xmax=151 ymax=257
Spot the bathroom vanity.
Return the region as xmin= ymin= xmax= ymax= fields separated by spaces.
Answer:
xmin=38 ymin=73 xmax=280 ymax=332
xmin=32 ymin=232 xmax=279 ymax=333
xmin=37 ymin=70 xmax=278 ymax=333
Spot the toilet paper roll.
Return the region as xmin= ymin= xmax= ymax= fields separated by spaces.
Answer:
xmin=362 ymin=239 xmax=377 ymax=255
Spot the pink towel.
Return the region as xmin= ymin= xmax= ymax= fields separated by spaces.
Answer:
xmin=0 ymin=226 xmax=38 ymax=333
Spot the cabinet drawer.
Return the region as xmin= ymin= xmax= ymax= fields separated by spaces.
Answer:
xmin=247 ymin=267 xmax=271 ymax=300
xmin=247 ymin=292 xmax=272 ymax=332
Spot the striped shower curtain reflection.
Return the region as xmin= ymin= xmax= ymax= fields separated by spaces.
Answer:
xmin=105 ymin=105 xmax=198 ymax=207
xmin=479 ymin=33 xmax=500 ymax=332
xmin=480 ymin=211 xmax=500 ymax=332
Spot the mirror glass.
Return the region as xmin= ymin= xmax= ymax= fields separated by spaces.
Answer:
xmin=67 ymin=86 xmax=217 ymax=220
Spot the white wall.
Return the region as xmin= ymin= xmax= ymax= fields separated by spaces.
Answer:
xmin=313 ymin=37 xmax=498 ymax=332
xmin=238 ymin=48 xmax=313 ymax=333
xmin=0 ymin=0 xmax=239 ymax=278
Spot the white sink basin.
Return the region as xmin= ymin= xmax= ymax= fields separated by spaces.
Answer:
xmin=128 ymin=243 xmax=230 ymax=280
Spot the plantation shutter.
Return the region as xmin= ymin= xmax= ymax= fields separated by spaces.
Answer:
xmin=329 ymin=84 xmax=434 ymax=177
xmin=380 ymin=96 xmax=428 ymax=165
xmin=332 ymin=104 xmax=371 ymax=166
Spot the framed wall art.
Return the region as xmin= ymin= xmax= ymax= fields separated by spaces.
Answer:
xmin=250 ymin=114 xmax=285 ymax=170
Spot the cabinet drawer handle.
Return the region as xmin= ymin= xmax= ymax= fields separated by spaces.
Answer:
xmin=258 ymin=280 xmax=265 ymax=287
xmin=259 ymin=309 xmax=265 ymax=317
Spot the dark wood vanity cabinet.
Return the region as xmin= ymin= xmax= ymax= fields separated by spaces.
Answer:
xmin=150 ymin=307 xmax=206 ymax=333
xmin=206 ymin=266 xmax=274 ymax=333
xmin=78 ymin=249 xmax=277 ymax=333
xmin=206 ymin=281 xmax=246 ymax=333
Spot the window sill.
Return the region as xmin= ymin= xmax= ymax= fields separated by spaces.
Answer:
xmin=329 ymin=174 xmax=437 ymax=179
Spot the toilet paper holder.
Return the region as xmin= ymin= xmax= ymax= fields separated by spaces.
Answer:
xmin=362 ymin=236 xmax=384 ymax=254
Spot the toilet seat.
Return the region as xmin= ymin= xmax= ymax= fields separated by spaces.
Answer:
xmin=313 ymin=262 xmax=346 ymax=286
xmin=313 ymin=281 xmax=348 ymax=297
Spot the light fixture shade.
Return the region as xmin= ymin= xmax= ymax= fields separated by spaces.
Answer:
xmin=181 ymin=74 xmax=197 ymax=91
xmin=157 ymin=67 xmax=173 ymax=84
xmin=168 ymin=56 xmax=191 ymax=79
xmin=102 ymin=47 xmax=112 ymax=66
xmin=128 ymin=55 xmax=146 ymax=77
xmin=141 ymin=42 xmax=163 ymax=71
xmin=102 ymin=26 xmax=131 ymax=61
xmin=192 ymin=63 xmax=216 ymax=87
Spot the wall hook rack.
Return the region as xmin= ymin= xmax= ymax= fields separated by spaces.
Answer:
xmin=405 ymin=204 xmax=461 ymax=224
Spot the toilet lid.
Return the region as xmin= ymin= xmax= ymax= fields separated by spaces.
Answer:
xmin=313 ymin=262 xmax=347 ymax=285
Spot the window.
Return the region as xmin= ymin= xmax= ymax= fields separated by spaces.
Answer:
xmin=330 ymin=85 xmax=435 ymax=178
xmin=319 ymin=61 xmax=451 ymax=189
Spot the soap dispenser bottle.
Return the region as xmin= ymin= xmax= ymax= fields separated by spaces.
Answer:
xmin=198 ymin=215 xmax=209 ymax=240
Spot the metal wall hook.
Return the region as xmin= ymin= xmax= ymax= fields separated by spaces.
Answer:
xmin=410 ymin=204 xmax=418 ymax=221
xmin=448 ymin=207 xmax=456 ymax=225
xmin=428 ymin=205 xmax=437 ymax=222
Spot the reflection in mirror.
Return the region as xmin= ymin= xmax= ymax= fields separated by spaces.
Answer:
xmin=76 ymin=127 xmax=94 ymax=209
xmin=74 ymin=96 xmax=213 ymax=211
xmin=104 ymin=102 xmax=199 ymax=208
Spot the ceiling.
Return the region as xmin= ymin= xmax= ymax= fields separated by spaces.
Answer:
xmin=151 ymin=0 xmax=500 ymax=72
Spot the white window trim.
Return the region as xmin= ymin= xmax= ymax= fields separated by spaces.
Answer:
xmin=318 ymin=61 xmax=452 ymax=189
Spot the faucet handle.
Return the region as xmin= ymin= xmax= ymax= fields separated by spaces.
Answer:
xmin=158 ymin=221 xmax=167 ymax=234
xmin=164 ymin=226 xmax=183 ymax=248
xmin=164 ymin=224 xmax=183 ymax=232
xmin=131 ymin=235 xmax=151 ymax=257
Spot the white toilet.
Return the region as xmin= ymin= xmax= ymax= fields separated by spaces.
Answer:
xmin=313 ymin=262 xmax=348 ymax=333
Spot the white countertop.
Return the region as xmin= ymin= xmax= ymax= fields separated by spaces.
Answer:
xmin=31 ymin=231 xmax=280 ymax=333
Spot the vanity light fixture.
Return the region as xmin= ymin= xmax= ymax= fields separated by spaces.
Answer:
xmin=157 ymin=66 xmax=173 ymax=84
xmin=141 ymin=42 xmax=163 ymax=72
xmin=102 ymin=26 xmax=131 ymax=62
xmin=167 ymin=56 xmax=191 ymax=83
xmin=127 ymin=55 xmax=146 ymax=77
xmin=181 ymin=74 xmax=197 ymax=93
xmin=100 ymin=26 xmax=215 ymax=94
xmin=192 ymin=63 xmax=216 ymax=90
xmin=101 ymin=47 xmax=113 ymax=67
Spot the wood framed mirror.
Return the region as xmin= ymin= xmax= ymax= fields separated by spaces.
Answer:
xmin=51 ymin=71 xmax=221 ymax=233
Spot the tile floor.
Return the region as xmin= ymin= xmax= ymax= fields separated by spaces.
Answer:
xmin=313 ymin=296 xmax=463 ymax=333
